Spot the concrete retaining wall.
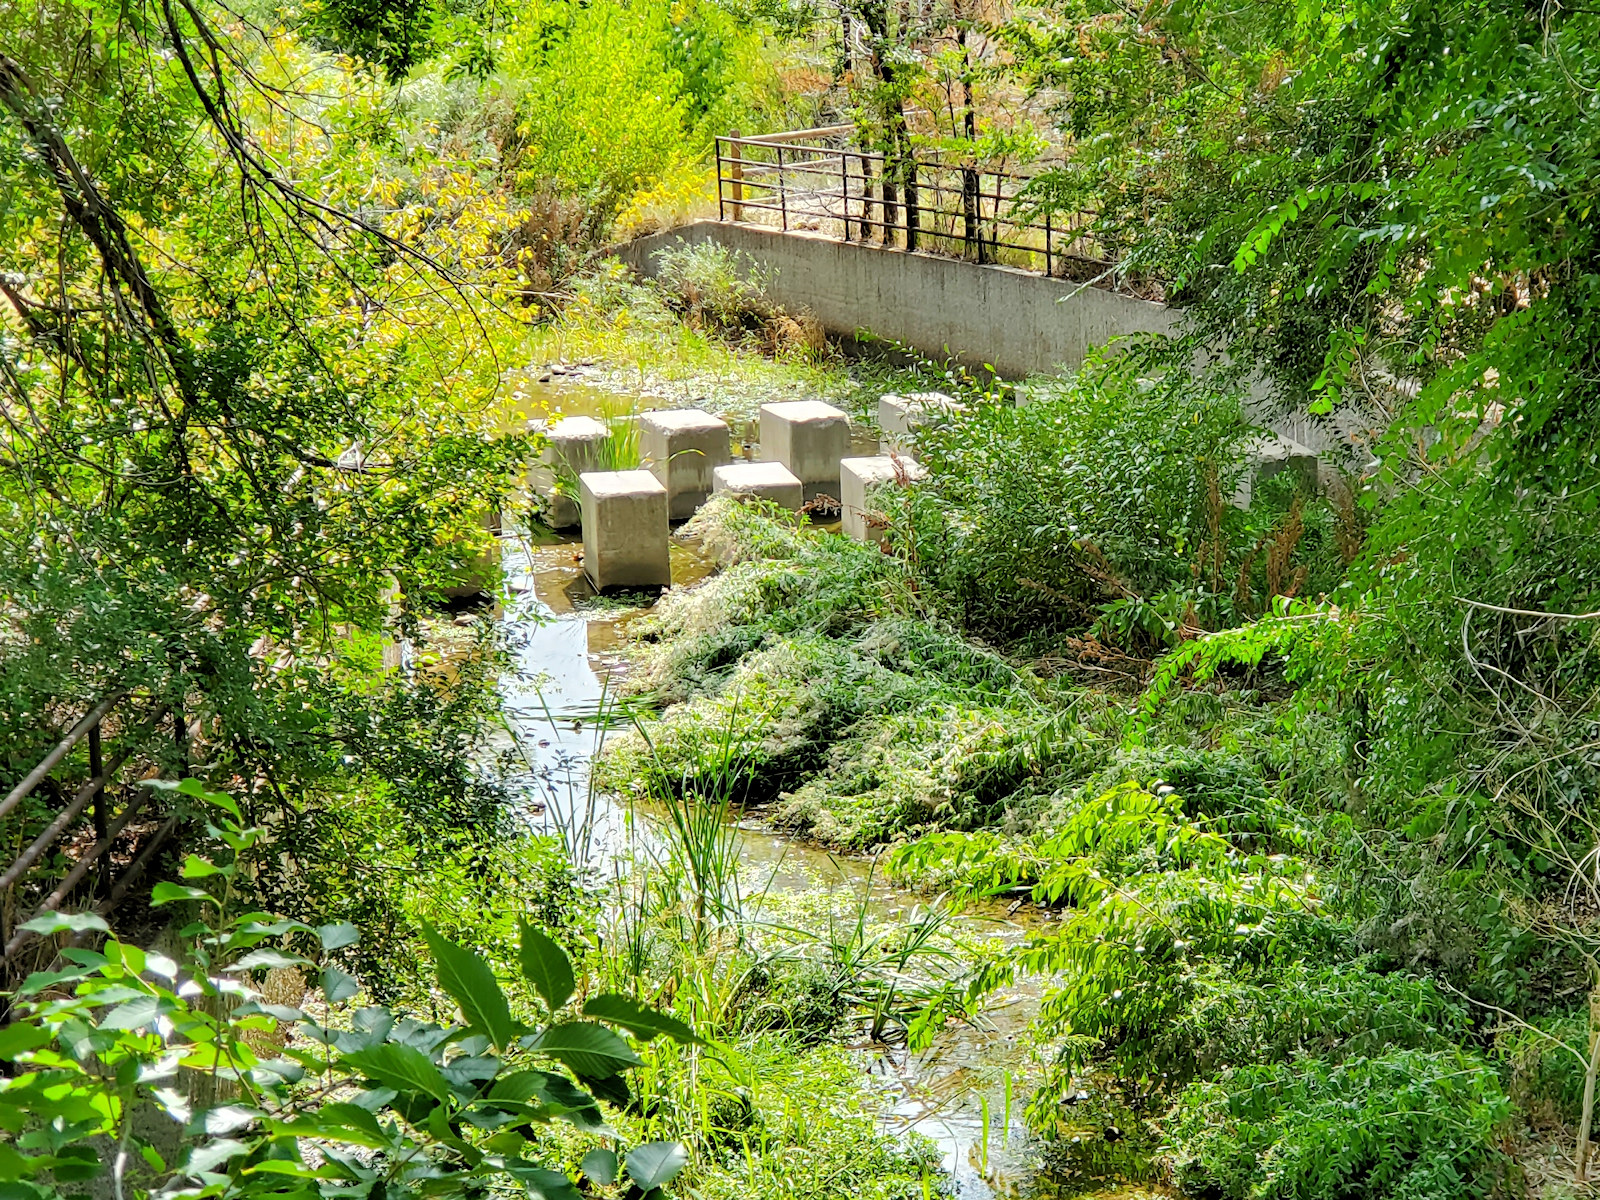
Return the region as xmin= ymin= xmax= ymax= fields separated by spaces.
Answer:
xmin=615 ymin=221 xmax=1175 ymax=381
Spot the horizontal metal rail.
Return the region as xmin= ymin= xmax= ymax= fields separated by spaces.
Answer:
xmin=0 ymin=694 xmax=120 ymax=824
xmin=714 ymin=132 xmax=1126 ymax=286
xmin=0 ymin=696 xmax=188 ymax=969
xmin=0 ymin=706 xmax=168 ymax=894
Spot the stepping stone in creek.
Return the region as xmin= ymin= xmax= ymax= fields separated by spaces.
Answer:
xmin=840 ymin=454 xmax=927 ymax=546
xmin=711 ymin=461 xmax=805 ymax=511
xmin=579 ymin=469 xmax=670 ymax=592
xmin=759 ymin=400 xmax=851 ymax=500
xmin=536 ymin=415 xmax=611 ymax=529
xmin=639 ymin=409 xmax=732 ymax=520
xmin=877 ymin=392 xmax=964 ymax=454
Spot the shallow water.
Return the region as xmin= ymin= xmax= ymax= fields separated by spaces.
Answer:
xmin=485 ymin=516 xmax=1065 ymax=1200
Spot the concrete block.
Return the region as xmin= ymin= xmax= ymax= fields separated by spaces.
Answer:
xmin=840 ymin=454 xmax=926 ymax=545
xmin=711 ymin=461 xmax=804 ymax=510
xmin=878 ymin=391 xmax=963 ymax=453
xmin=440 ymin=508 xmax=502 ymax=598
xmin=760 ymin=400 xmax=850 ymax=497
xmin=579 ymin=470 xmax=670 ymax=591
xmin=639 ymin=409 xmax=732 ymax=519
xmin=1234 ymin=435 xmax=1320 ymax=508
xmin=537 ymin=416 xmax=611 ymax=528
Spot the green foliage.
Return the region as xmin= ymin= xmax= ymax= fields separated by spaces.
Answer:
xmin=1167 ymin=1050 xmax=1512 ymax=1199
xmin=299 ymin=0 xmax=443 ymax=78
xmin=0 ymin=784 xmax=692 ymax=1200
xmin=908 ymin=348 xmax=1347 ymax=648
xmin=501 ymin=0 xmax=729 ymax=219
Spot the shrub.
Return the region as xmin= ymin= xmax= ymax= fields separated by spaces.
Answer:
xmin=1166 ymin=1049 xmax=1512 ymax=1199
xmin=907 ymin=345 xmax=1348 ymax=649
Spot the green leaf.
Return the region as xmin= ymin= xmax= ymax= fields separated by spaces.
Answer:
xmin=423 ymin=924 xmax=519 ymax=1049
xmin=534 ymin=1022 xmax=641 ymax=1079
xmin=182 ymin=1139 xmax=250 ymax=1177
xmin=626 ymin=1141 xmax=688 ymax=1189
xmin=19 ymin=911 xmax=109 ymax=936
xmin=300 ymin=1102 xmax=390 ymax=1149
xmin=196 ymin=1104 xmax=260 ymax=1135
xmin=170 ymin=778 xmax=242 ymax=820
xmin=518 ymin=920 xmax=575 ymax=1013
xmin=0 ymin=1023 xmax=49 ymax=1061
xmin=580 ymin=1148 xmax=618 ymax=1185
xmin=583 ymin=994 xmax=700 ymax=1044
xmin=99 ymin=995 xmax=166 ymax=1031
xmin=150 ymin=882 xmax=211 ymax=907
xmin=180 ymin=854 xmax=230 ymax=880
xmin=226 ymin=949 xmax=309 ymax=972
xmin=321 ymin=965 xmax=360 ymax=1003
xmin=317 ymin=921 xmax=360 ymax=951
xmin=502 ymin=1163 xmax=581 ymax=1200
xmin=340 ymin=1044 xmax=452 ymax=1103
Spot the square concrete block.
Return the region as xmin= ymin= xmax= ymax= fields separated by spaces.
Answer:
xmin=580 ymin=470 xmax=670 ymax=591
xmin=841 ymin=455 xmax=926 ymax=545
xmin=1233 ymin=435 xmax=1320 ymax=508
xmin=536 ymin=416 xmax=611 ymax=528
xmin=639 ymin=409 xmax=732 ymax=519
xmin=878 ymin=392 xmax=963 ymax=453
xmin=711 ymin=461 xmax=804 ymax=510
xmin=760 ymin=400 xmax=850 ymax=496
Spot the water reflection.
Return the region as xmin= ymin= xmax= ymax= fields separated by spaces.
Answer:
xmin=491 ymin=512 xmax=1054 ymax=1200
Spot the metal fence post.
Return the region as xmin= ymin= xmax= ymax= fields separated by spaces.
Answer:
xmin=906 ymin=159 xmax=919 ymax=251
xmin=777 ymin=145 xmax=788 ymax=231
xmin=716 ymin=137 xmax=726 ymax=222
xmin=840 ymin=149 xmax=851 ymax=241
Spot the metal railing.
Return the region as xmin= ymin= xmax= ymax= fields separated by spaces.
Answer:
xmin=714 ymin=127 xmax=1125 ymax=286
xmin=0 ymin=694 xmax=189 ymax=973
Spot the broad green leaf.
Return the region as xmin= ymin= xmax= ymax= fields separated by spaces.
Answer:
xmin=168 ymin=779 xmax=242 ymax=820
xmin=19 ymin=911 xmax=108 ymax=936
xmin=99 ymin=995 xmax=166 ymax=1031
xmin=226 ymin=949 xmax=309 ymax=972
xmin=501 ymin=1163 xmax=581 ymax=1200
xmin=321 ymin=965 xmax=360 ymax=1003
xmin=340 ymin=1044 xmax=452 ymax=1103
xmin=151 ymin=882 xmax=211 ymax=907
xmin=534 ymin=1022 xmax=641 ymax=1079
xmin=180 ymin=854 xmax=230 ymax=879
xmin=583 ymin=994 xmax=700 ymax=1044
xmin=182 ymin=1139 xmax=250 ymax=1177
xmin=0 ymin=1023 xmax=49 ymax=1060
xmin=626 ymin=1141 xmax=689 ymax=1189
xmin=580 ymin=1148 xmax=618 ymax=1185
xmin=518 ymin=920 xmax=575 ymax=1013
xmin=317 ymin=922 xmax=360 ymax=950
xmin=196 ymin=1105 xmax=260 ymax=1136
xmin=422 ymin=924 xmax=518 ymax=1049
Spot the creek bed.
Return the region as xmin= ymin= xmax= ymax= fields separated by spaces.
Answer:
xmin=487 ymin=526 xmax=1060 ymax=1199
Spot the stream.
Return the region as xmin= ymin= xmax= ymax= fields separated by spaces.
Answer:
xmin=477 ymin=382 xmax=1145 ymax=1198
xmin=480 ymin=523 xmax=1051 ymax=1199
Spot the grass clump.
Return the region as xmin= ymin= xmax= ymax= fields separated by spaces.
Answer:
xmin=599 ymin=495 xmax=1083 ymax=847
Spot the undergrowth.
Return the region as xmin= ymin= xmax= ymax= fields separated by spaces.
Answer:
xmin=597 ymin=397 xmax=1532 ymax=1195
